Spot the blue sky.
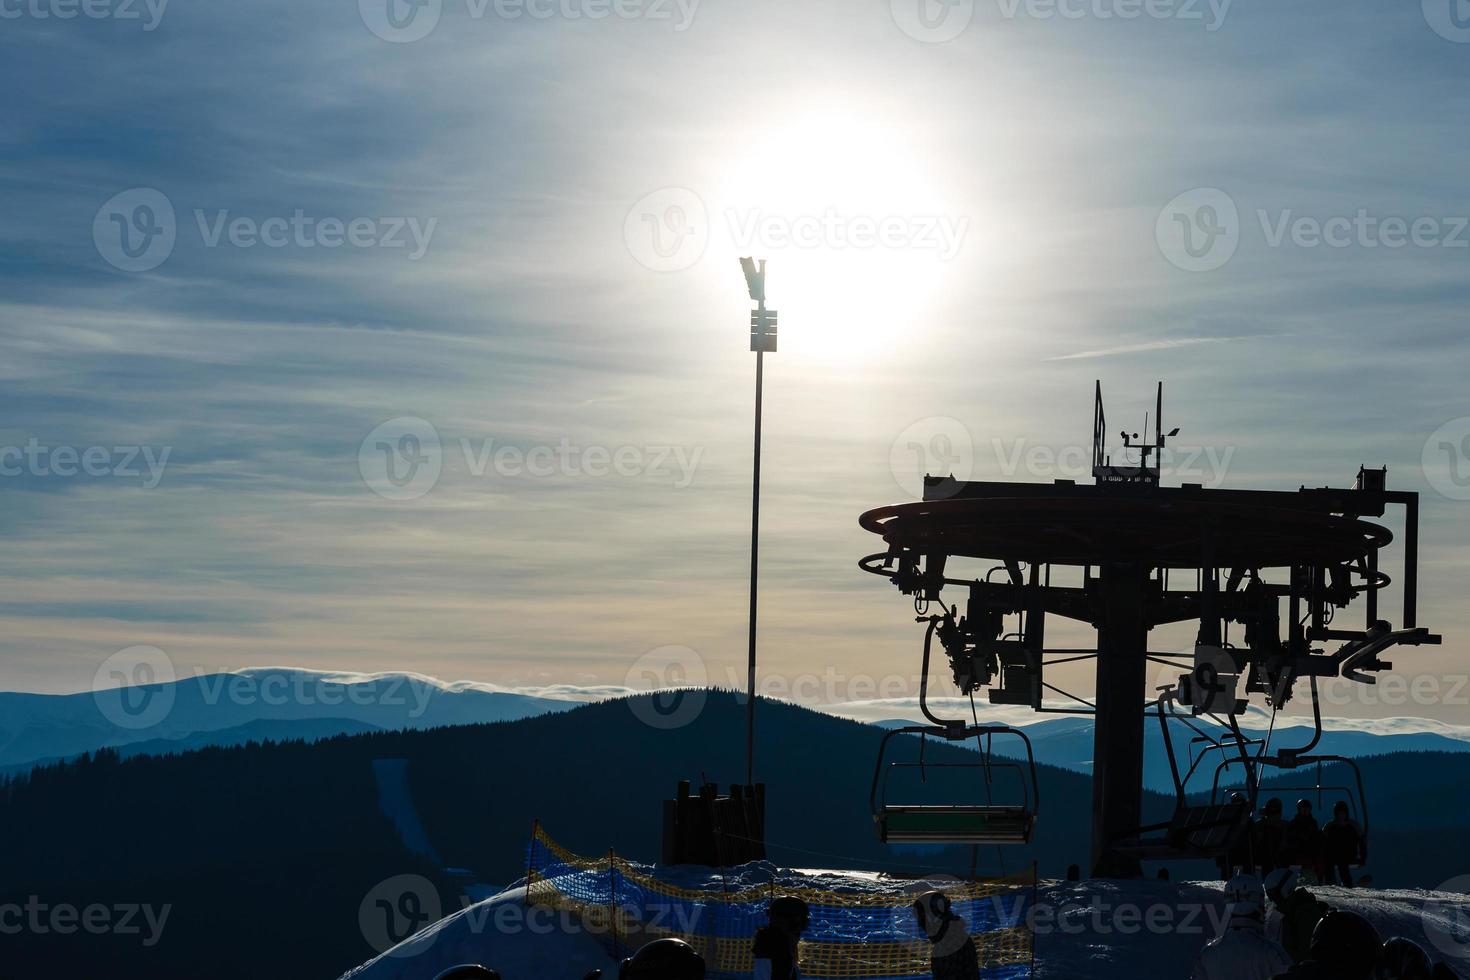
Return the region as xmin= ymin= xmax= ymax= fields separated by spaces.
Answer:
xmin=1 ymin=0 xmax=1468 ymax=720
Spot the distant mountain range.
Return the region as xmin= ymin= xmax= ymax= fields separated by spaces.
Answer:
xmin=0 ymin=667 xmax=577 ymax=774
xmin=7 ymin=669 xmax=1470 ymax=788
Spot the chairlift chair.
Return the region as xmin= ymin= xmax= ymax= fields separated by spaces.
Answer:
xmin=1210 ymin=672 xmax=1371 ymax=864
xmin=1122 ymin=679 xmax=1371 ymax=864
xmin=870 ymin=724 xmax=1040 ymax=845
xmin=1110 ymin=688 xmax=1258 ymax=861
xmin=1211 ymin=753 xmax=1370 ymax=865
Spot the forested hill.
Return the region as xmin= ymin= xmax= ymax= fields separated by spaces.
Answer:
xmin=2 ymin=691 xmax=1467 ymax=980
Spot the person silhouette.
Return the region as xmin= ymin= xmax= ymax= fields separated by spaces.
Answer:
xmin=1320 ymin=801 xmax=1365 ymax=886
xmin=914 ymin=890 xmax=980 ymax=980
xmin=753 ymin=896 xmax=809 ymax=980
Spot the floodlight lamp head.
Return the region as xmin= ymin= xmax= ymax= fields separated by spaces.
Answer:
xmin=740 ymin=256 xmax=766 ymax=303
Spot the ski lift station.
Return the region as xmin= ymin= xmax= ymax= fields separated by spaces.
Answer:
xmin=859 ymin=382 xmax=1440 ymax=878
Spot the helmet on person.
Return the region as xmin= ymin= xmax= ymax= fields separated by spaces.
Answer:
xmin=1264 ymin=868 xmax=1300 ymax=907
xmin=1224 ymin=873 xmax=1266 ymax=918
xmin=619 ymin=938 xmax=706 ymax=980
xmin=1309 ymin=910 xmax=1382 ymax=974
xmin=913 ymin=890 xmax=957 ymax=931
xmin=769 ymin=895 xmax=811 ymax=933
xmin=1373 ymin=937 xmax=1434 ymax=980
xmin=1297 ymin=799 xmax=1315 ymax=812
xmin=1264 ymin=797 xmax=1284 ymax=815
xmin=433 ymin=968 xmax=501 ymax=980
xmin=1229 ymin=791 xmax=1248 ymax=805
xmin=1334 ymin=801 xmax=1351 ymax=817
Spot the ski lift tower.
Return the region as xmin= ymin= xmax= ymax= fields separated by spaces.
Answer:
xmin=858 ymin=382 xmax=1440 ymax=877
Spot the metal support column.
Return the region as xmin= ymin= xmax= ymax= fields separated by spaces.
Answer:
xmin=1090 ymin=563 xmax=1150 ymax=877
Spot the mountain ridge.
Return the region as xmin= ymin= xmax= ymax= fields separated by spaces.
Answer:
xmin=0 ymin=666 xmax=578 ymax=771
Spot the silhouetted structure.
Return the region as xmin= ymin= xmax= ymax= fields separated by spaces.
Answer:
xmin=859 ymin=383 xmax=1439 ymax=877
xmin=742 ymin=256 xmax=778 ymax=790
xmin=661 ymin=780 xmax=766 ymax=866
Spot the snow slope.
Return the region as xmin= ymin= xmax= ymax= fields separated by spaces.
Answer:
xmin=373 ymin=758 xmax=443 ymax=864
xmin=340 ymin=862 xmax=1470 ymax=980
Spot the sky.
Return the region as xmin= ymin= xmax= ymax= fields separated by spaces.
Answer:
xmin=1 ymin=0 xmax=1468 ymax=722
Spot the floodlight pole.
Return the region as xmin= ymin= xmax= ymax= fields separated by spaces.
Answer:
xmin=742 ymin=259 xmax=777 ymax=789
xmin=746 ymin=342 xmax=763 ymax=789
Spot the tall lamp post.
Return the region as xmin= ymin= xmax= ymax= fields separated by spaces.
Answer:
xmin=741 ymin=257 xmax=777 ymax=788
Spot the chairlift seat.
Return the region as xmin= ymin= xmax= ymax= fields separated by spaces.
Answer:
xmin=1165 ymin=802 xmax=1250 ymax=854
xmin=870 ymin=724 xmax=1041 ymax=847
xmin=878 ymin=804 xmax=1035 ymax=845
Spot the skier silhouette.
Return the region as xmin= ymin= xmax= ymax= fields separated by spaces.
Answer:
xmin=1257 ymin=797 xmax=1288 ymax=876
xmin=1321 ymin=801 xmax=1365 ymax=887
xmin=582 ymin=937 xmax=705 ymax=980
xmin=1270 ymin=908 xmax=1382 ymax=980
xmin=753 ymin=896 xmax=809 ymax=980
xmin=1190 ymin=873 xmax=1292 ymax=980
xmin=1263 ymin=867 xmax=1331 ymax=963
xmin=1284 ymin=800 xmax=1324 ymax=875
xmin=914 ymin=890 xmax=981 ymax=980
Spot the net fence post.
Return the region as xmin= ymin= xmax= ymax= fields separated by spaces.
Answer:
xmin=1030 ymin=860 xmax=1038 ymax=979
xmin=523 ymin=818 xmax=540 ymax=908
xmin=608 ymin=847 xmax=619 ymax=957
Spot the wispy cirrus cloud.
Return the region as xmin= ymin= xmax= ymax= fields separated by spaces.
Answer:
xmin=1044 ymin=335 xmax=1269 ymax=362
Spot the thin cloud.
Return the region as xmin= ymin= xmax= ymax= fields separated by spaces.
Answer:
xmin=1045 ymin=336 xmax=1265 ymax=362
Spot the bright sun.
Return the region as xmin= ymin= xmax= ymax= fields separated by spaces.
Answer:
xmin=713 ymin=108 xmax=965 ymax=362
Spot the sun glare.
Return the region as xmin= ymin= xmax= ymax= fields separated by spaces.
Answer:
xmin=714 ymin=108 xmax=965 ymax=361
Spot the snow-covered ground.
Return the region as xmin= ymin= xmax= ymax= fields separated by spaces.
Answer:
xmin=340 ymin=862 xmax=1470 ymax=980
